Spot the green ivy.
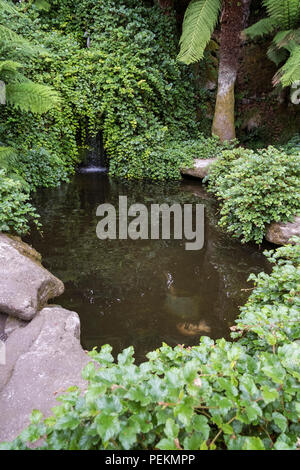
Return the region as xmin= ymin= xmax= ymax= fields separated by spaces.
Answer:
xmin=0 ymin=169 xmax=39 ymax=234
xmin=1 ymin=241 xmax=299 ymax=450
xmin=0 ymin=0 xmax=200 ymax=182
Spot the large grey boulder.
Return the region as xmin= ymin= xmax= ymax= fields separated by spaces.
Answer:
xmin=181 ymin=158 xmax=217 ymax=179
xmin=0 ymin=234 xmax=64 ymax=321
xmin=0 ymin=306 xmax=90 ymax=443
xmin=266 ymin=216 xmax=300 ymax=245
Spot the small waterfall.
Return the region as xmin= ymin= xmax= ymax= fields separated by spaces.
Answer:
xmin=78 ymin=132 xmax=108 ymax=173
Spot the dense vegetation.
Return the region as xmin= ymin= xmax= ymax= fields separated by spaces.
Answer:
xmin=207 ymin=143 xmax=300 ymax=243
xmin=0 ymin=0 xmax=201 ymax=234
xmin=1 ymin=241 xmax=299 ymax=450
xmin=0 ymin=0 xmax=299 ymax=243
xmin=0 ymin=0 xmax=299 ymax=452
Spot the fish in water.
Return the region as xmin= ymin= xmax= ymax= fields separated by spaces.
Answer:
xmin=176 ymin=321 xmax=211 ymax=336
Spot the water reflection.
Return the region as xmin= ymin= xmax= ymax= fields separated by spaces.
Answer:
xmin=26 ymin=175 xmax=271 ymax=361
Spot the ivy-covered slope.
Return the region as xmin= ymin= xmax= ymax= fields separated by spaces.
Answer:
xmin=0 ymin=0 xmax=199 ymax=181
xmin=1 ymin=242 xmax=299 ymax=451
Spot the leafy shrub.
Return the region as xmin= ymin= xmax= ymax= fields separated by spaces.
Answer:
xmin=2 ymin=242 xmax=299 ymax=451
xmin=207 ymin=146 xmax=300 ymax=243
xmin=17 ymin=147 xmax=70 ymax=190
xmin=0 ymin=169 xmax=39 ymax=234
xmin=232 ymin=241 xmax=300 ymax=351
xmin=280 ymin=134 xmax=300 ymax=156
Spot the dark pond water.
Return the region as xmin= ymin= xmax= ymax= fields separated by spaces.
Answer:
xmin=26 ymin=174 xmax=271 ymax=362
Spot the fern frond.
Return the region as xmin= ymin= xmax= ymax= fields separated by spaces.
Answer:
xmin=6 ymin=82 xmax=61 ymax=114
xmin=267 ymin=43 xmax=289 ymax=65
xmin=0 ymin=145 xmax=18 ymax=169
xmin=276 ymin=45 xmax=300 ymax=86
xmin=0 ymin=24 xmax=23 ymax=43
xmin=33 ymin=0 xmax=51 ymax=11
xmin=0 ymin=59 xmax=22 ymax=74
xmin=177 ymin=0 xmax=221 ymax=65
xmin=264 ymin=0 xmax=300 ymax=29
xmin=244 ymin=17 xmax=278 ymax=39
xmin=0 ymin=0 xmax=17 ymax=14
xmin=273 ymin=28 xmax=300 ymax=48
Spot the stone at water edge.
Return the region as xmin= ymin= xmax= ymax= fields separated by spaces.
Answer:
xmin=180 ymin=158 xmax=217 ymax=179
xmin=266 ymin=216 xmax=300 ymax=245
xmin=0 ymin=233 xmax=64 ymax=321
xmin=0 ymin=306 xmax=90 ymax=443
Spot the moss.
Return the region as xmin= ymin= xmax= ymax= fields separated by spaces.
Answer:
xmin=212 ymin=83 xmax=236 ymax=142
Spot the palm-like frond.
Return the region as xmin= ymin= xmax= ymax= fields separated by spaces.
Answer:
xmin=264 ymin=0 xmax=300 ymax=30
xmin=0 ymin=59 xmax=22 ymax=74
xmin=0 ymin=25 xmax=47 ymax=57
xmin=177 ymin=0 xmax=221 ymax=65
xmin=275 ymin=45 xmax=300 ymax=86
xmin=0 ymin=25 xmax=22 ymax=43
xmin=245 ymin=1 xmax=300 ymax=38
xmin=244 ymin=17 xmax=278 ymax=39
xmin=0 ymin=145 xmax=18 ymax=170
xmin=273 ymin=28 xmax=300 ymax=48
xmin=267 ymin=42 xmax=289 ymax=65
xmin=6 ymin=82 xmax=61 ymax=114
xmin=33 ymin=0 xmax=51 ymax=11
xmin=0 ymin=0 xmax=17 ymax=14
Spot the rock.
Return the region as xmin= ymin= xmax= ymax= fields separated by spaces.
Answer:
xmin=266 ymin=216 xmax=300 ymax=245
xmin=4 ymin=315 xmax=27 ymax=337
xmin=0 ymin=306 xmax=90 ymax=443
xmin=0 ymin=234 xmax=64 ymax=321
xmin=181 ymin=158 xmax=217 ymax=179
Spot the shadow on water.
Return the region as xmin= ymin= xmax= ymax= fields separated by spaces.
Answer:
xmin=26 ymin=175 xmax=271 ymax=362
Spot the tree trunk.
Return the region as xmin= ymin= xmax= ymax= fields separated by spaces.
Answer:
xmin=212 ymin=0 xmax=251 ymax=142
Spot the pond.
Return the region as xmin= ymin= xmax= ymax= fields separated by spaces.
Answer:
xmin=26 ymin=173 xmax=271 ymax=362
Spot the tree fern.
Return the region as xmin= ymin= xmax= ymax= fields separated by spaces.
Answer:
xmin=245 ymin=0 xmax=300 ymax=37
xmin=244 ymin=0 xmax=300 ymax=87
xmin=264 ymin=0 xmax=300 ymax=29
xmin=273 ymin=28 xmax=300 ymax=49
xmin=244 ymin=17 xmax=278 ymax=39
xmin=6 ymin=82 xmax=61 ymax=114
xmin=33 ymin=0 xmax=51 ymax=11
xmin=0 ymin=145 xmax=18 ymax=170
xmin=0 ymin=0 xmax=17 ymax=14
xmin=267 ymin=42 xmax=289 ymax=65
xmin=177 ymin=0 xmax=221 ymax=65
xmin=275 ymin=45 xmax=300 ymax=85
xmin=0 ymin=59 xmax=22 ymax=76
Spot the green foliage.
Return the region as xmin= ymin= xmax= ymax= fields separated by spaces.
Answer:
xmin=177 ymin=0 xmax=221 ymax=65
xmin=244 ymin=0 xmax=300 ymax=87
xmin=0 ymin=169 xmax=39 ymax=234
xmin=232 ymin=241 xmax=300 ymax=351
xmin=167 ymin=134 xmax=237 ymax=162
xmin=6 ymin=82 xmax=61 ymax=114
xmin=278 ymin=45 xmax=300 ymax=87
xmin=1 ymin=242 xmax=299 ymax=450
xmin=0 ymin=0 xmax=199 ymax=182
xmin=0 ymin=0 xmax=17 ymax=14
xmin=281 ymin=134 xmax=300 ymax=155
xmin=17 ymin=147 xmax=70 ymax=190
xmin=207 ymin=146 xmax=300 ymax=244
xmin=0 ymin=13 xmax=60 ymax=114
